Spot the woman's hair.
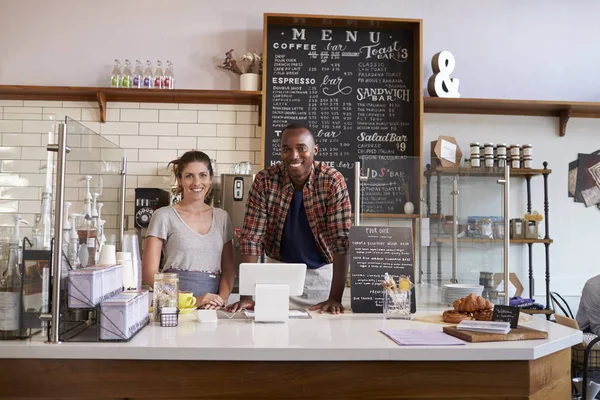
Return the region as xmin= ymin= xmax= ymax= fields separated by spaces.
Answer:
xmin=168 ymin=150 xmax=214 ymax=204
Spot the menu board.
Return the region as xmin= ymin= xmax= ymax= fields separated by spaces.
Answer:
xmin=350 ymin=226 xmax=415 ymax=313
xmin=264 ymin=18 xmax=421 ymax=215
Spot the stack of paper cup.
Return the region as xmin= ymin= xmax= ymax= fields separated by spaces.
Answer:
xmin=122 ymin=232 xmax=142 ymax=289
xmin=117 ymin=251 xmax=135 ymax=289
xmin=98 ymin=244 xmax=116 ymax=265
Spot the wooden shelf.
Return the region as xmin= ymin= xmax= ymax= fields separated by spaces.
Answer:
xmin=432 ymin=237 xmax=553 ymax=244
xmin=0 ymin=85 xmax=261 ymax=122
xmin=425 ymin=167 xmax=552 ymax=177
xmin=424 ymin=97 xmax=600 ymax=137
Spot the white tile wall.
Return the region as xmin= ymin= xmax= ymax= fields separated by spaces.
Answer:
xmin=0 ymin=100 xmax=262 ymax=238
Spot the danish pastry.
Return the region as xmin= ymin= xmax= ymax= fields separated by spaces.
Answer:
xmin=473 ymin=309 xmax=494 ymax=321
xmin=442 ymin=310 xmax=473 ymax=324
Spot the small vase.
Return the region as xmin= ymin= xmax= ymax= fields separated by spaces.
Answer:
xmin=240 ymin=73 xmax=260 ymax=91
xmin=403 ymin=201 xmax=415 ymax=215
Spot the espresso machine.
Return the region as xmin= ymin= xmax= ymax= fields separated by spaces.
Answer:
xmin=134 ymin=188 xmax=170 ymax=255
xmin=220 ymin=174 xmax=254 ymax=279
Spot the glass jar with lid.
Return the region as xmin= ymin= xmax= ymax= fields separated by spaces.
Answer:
xmin=522 ymin=144 xmax=533 ymax=157
xmin=152 ymin=272 xmax=179 ymax=321
xmin=470 ymin=142 xmax=480 ymax=155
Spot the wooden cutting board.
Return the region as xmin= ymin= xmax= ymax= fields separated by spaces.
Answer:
xmin=442 ymin=325 xmax=548 ymax=342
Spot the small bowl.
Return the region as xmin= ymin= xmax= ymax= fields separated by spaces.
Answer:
xmin=195 ymin=309 xmax=217 ymax=323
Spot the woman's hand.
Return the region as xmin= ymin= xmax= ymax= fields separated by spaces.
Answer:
xmin=196 ymin=293 xmax=225 ymax=310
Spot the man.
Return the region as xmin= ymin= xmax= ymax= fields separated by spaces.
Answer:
xmin=227 ymin=123 xmax=352 ymax=314
xmin=576 ymin=274 xmax=600 ymax=336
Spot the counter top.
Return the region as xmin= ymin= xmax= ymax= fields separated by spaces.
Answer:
xmin=0 ymin=310 xmax=581 ymax=362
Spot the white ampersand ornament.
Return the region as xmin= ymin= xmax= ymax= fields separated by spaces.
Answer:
xmin=427 ymin=50 xmax=460 ymax=98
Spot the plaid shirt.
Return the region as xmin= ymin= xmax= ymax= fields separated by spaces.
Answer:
xmin=239 ymin=161 xmax=351 ymax=263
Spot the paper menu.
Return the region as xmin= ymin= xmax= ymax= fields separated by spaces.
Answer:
xmin=456 ymin=320 xmax=511 ymax=334
xmin=440 ymin=139 xmax=457 ymax=163
xmin=381 ymin=329 xmax=465 ymax=346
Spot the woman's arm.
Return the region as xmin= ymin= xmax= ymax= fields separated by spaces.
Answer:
xmin=218 ymin=240 xmax=235 ymax=303
xmin=142 ymin=236 xmax=164 ymax=288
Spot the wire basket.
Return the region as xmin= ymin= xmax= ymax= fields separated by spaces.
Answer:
xmin=159 ymin=307 xmax=179 ymax=327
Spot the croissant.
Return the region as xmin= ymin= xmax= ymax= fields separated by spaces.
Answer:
xmin=453 ymin=293 xmax=493 ymax=313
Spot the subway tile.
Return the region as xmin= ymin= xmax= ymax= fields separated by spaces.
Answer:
xmin=18 ymin=200 xmax=41 ymax=214
xmin=159 ymin=136 xmax=196 ymax=150
xmin=235 ymin=138 xmax=261 ymax=151
xmin=0 ymin=146 xmax=21 ymax=159
xmin=20 ymin=173 xmax=47 ymax=187
xmin=140 ymin=102 xmax=179 ymax=109
xmin=0 ymin=173 xmax=20 ymax=187
xmin=95 ymin=175 xmax=122 ymax=189
xmin=120 ymin=135 xmax=158 ymax=149
xmin=23 ymin=100 xmax=62 ymax=107
xmin=125 ymin=176 xmax=138 ymax=189
xmin=1 ymin=160 xmax=41 ymax=173
xmin=236 ymin=111 xmax=259 ymax=125
xmin=197 ymin=137 xmax=236 ymax=151
xmin=137 ymin=175 xmax=173 ymax=188
xmin=22 ymin=120 xmax=55 ymax=134
xmin=254 ymin=152 xmax=263 ymax=165
xmin=68 ymin=147 xmax=101 ymax=161
xmin=105 ymin=109 xmax=120 ymax=122
xmin=0 ymin=120 xmax=22 ymax=132
xmin=198 ymin=111 xmax=235 ymax=124
xmin=120 ymin=109 xmax=159 ymax=122
xmin=126 ymin=162 xmax=158 ymax=176
xmin=0 ymin=100 xmax=24 ymax=106
xmin=20 ymin=146 xmax=48 ymax=160
xmin=178 ymin=124 xmax=216 ymax=137
xmin=62 ymin=101 xmax=98 ymax=108
xmin=81 ymin=108 xmax=101 ymax=121
xmin=42 ymin=107 xmax=82 ymax=120
xmin=122 ymin=149 xmax=139 ymax=162
xmin=107 ymin=102 xmax=140 ymax=109
xmin=139 ymin=123 xmax=178 ymax=136
xmin=138 ymin=149 xmax=177 ymax=163
xmin=65 ymin=161 xmax=81 ymax=175
xmin=216 ymin=124 xmax=254 ymax=138
xmin=73 ymin=121 xmax=101 ymax=134
xmin=0 ymin=214 xmax=35 ymax=227
xmin=217 ymin=104 xmax=255 ymax=112
xmin=66 ymin=134 xmax=82 ymax=148
xmin=0 ymin=186 xmax=40 ymax=199
xmin=80 ymin=161 xmax=113 ymax=174
xmin=2 ymin=133 xmax=42 ymax=146
xmin=159 ymin=110 xmax=197 ymax=123
xmin=125 ymin=188 xmax=135 ymax=202
xmin=80 ymin=133 xmax=120 ymax=149
xmin=0 ymin=200 xmax=19 ymax=213
xmin=156 ymin=164 xmax=172 ymax=176
xmin=100 ymin=122 xmax=139 ymax=136
xmin=94 ymin=188 xmax=119 ymax=202
xmin=96 ymin=201 xmax=121 ymax=215
xmin=179 ymin=104 xmax=217 ymax=110
xmin=2 ymin=113 xmax=44 ymax=121
xmin=3 ymin=107 xmax=43 ymax=114
xmin=255 ymin=125 xmax=262 ymax=138
xmin=215 ymin=150 xmax=255 ymax=164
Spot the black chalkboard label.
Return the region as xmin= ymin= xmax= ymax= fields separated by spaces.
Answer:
xmin=264 ymin=23 xmax=417 ymax=215
xmin=350 ymin=226 xmax=415 ymax=313
xmin=492 ymin=305 xmax=520 ymax=328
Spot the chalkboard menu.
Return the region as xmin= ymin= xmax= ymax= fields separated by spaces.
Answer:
xmin=263 ymin=14 xmax=423 ymax=216
xmin=350 ymin=226 xmax=416 ymax=313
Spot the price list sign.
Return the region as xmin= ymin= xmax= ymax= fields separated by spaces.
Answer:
xmin=263 ymin=15 xmax=423 ymax=216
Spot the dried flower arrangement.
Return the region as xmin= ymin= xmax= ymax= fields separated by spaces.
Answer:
xmin=217 ymin=50 xmax=262 ymax=75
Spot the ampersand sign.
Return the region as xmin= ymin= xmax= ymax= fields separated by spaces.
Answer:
xmin=427 ymin=50 xmax=460 ymax=98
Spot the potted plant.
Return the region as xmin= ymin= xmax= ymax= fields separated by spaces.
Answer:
xmin=217 ymin=49 xmax=262 ymax=91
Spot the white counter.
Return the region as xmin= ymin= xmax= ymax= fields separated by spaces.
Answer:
xmin=0 ymin=309 xmax=581 ymax=362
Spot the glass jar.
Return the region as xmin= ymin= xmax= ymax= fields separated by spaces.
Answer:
xmin=484 ymin=143 xmax=494 ymax=156
xmin=522 ymin=144 xmax=533 ymax=157
xmin=511 ymin=158 xmax=521 ymax=168
xmin=523 ymin=156 xmax=533 ymax=169
xmin=152 ymin=273 xmax=179 ymax=321
xmin=470 ymin=142 xmax=480 ymax=155
xmin=497 ymin=143 xmax=507 ymax=156
xmin=383 ymin=289 xmax=411 ymax=320
xmin=464 ymin=158 xmax=471 ymax=168
xmin=484 ymin=155 xmax=494 ymax=168
xmin=498 ymin=156 xmax=507 ymax=168
xmin=471 ymin=155 xmax=481 ymax=168
xmin=510 ymin=144 xmax=521 ymax=158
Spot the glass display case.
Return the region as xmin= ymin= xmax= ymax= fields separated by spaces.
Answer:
xmin=421 ymin=165 xmax=509 ymax=307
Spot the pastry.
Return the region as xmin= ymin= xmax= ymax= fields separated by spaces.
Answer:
xmin=442 ymin=310 xmax=473 ymax=324
xmin=473 ymin=309 xmax=493 ymax=321
xmin=453 ymin=293 xmax=493 ymax=313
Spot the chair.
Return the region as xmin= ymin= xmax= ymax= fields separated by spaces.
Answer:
xmin=583 ymin=335 xmax=600 ymax=400
xmin=551 ymin=291 xmax=575 ymax=319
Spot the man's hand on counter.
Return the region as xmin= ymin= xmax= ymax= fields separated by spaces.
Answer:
xmin=225 ymin=296 xmax=255 ymax=312
xmin=309 ymin=299 xmax=344 ymax=315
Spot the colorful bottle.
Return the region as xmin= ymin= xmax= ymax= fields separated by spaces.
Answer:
xmin=164 ymin=60 xmax=174 ymax=89
xmin=143 ymin=60 xmax=153 ymax=89
xmin=121 ymin=59 xmax=133 ymax=88
xmin=133 ymin=60 xmax=143 ymax=88
xmin=153 ymin=60 xmax=164 ymax=89
xmin=110 ymin=59 xmax=121 ymax=88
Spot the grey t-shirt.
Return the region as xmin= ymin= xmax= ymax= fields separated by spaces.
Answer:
xmin=146 ymin=206 xmax=233 ymax=273
xmin=576 ymin=274 xmax=600 ymax=336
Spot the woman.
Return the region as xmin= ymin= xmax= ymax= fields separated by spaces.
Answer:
xmin=142 ymin=150 xmax=234 ymax=309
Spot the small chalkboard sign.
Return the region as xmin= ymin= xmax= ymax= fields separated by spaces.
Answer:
xmin=350 ymin=226 xmax=415 ymax=313
xmin=492 ymin=305 xmax=520 ymax=329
